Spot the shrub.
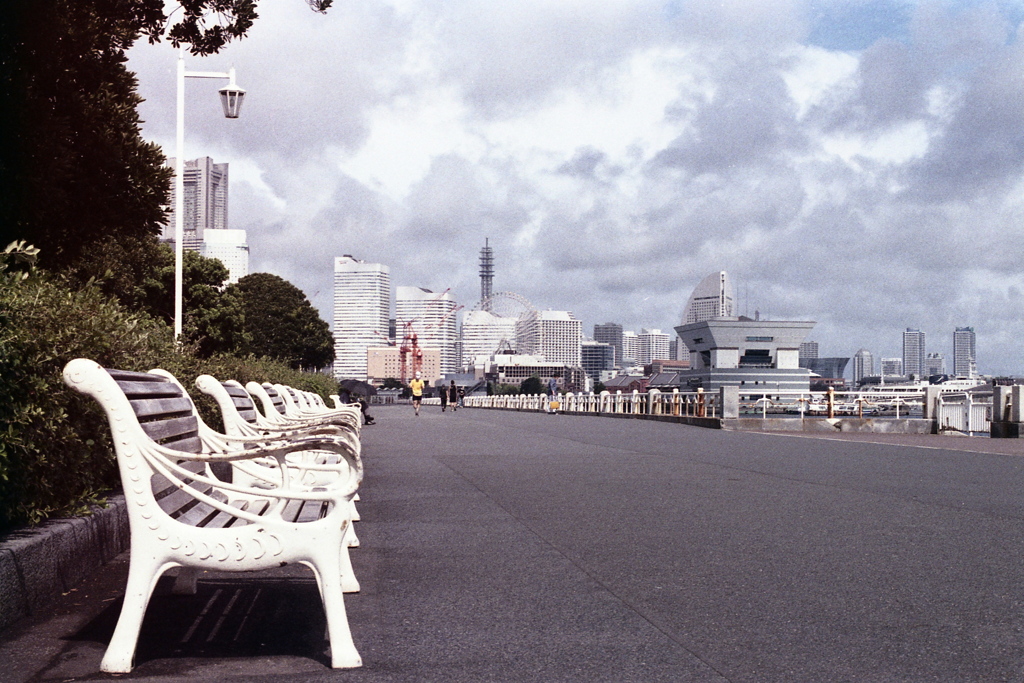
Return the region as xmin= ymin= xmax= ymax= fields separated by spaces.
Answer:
xmin=0 ymin=260 xmax=180 ymax=529
xmin=0 ymin=245 xmax=340 ymax=532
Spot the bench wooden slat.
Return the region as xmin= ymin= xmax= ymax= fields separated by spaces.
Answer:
xmin=295 ymin=500 xmax=330 ymax=523
xmin=175 ymin=490 xmax=230 ymax=527
xmin=113 ymin=380 xmax=184 ymax=399
xmin=106 ymin=369 xmax=162 ymax=382
xmin=132 ymin=396 xmax=194 ymax=420
xmin=263 ymin=386 xmax=287 ymax=414
xmin=199 ymin=506 xmax=245 ymax=529
xmin=140 ymin=415 xmax=198 ymax=443
xmin=165 ymin=435 xmax=202 ymax=453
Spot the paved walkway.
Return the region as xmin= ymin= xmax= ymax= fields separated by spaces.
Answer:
xmin=4 ymin=405 xmax=1024 ymax=681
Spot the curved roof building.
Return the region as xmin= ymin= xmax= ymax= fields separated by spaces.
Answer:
xmin=682 ymin=271 xmax=734 ymax=324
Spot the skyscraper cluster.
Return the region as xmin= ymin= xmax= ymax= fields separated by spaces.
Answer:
xmin=332 ymin=243 xmax=586 ymax=384
xmin=331 ymin=254 xmax=982 ymax=390
xmin=853 ymin=326 xmax=977 ymax=384
xmin=164 ymin=156 xmax=249 ymax=284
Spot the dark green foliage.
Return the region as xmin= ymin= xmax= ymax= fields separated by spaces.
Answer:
xmin=0 ymin=248 xmax=339 ymax=532
xmin=66 ymin=240 xmax=250 ymax=358
xmin=230 ymin=273 xmax=334 ymax=370
xmin=520 ymin=376 xmax=544 ymax=395
xmin=593 ymin=381 xmax=606 ymax=394
xmin=0 ymin=0 xmax=172 ymax=271
xmin=163 ymin=248 xmax=249 ymax=358
xmin=0 ymin=260 xmax=180 ymax=530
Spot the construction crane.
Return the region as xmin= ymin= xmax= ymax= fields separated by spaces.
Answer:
xmin=398 ymin=289 xmax=463 ymax=383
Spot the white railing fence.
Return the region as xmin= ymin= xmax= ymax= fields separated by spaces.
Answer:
xmin=466 ymin=388 xmax=720 ymax=418
xmin=936 ymin=391 xmax=993 ymax=434
xmin=464 ymin=385 xmax=1003 ymax=432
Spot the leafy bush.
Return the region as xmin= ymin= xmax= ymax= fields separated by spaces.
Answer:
xmin=0 ymin=245 xmax=340 ymax=532
xmin=0 ymin=257 xmax=179 ymax=529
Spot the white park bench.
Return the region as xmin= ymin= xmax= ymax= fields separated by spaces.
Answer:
xmin=62 ymin=359 xmax=364 ymax=673
xmin=246 ymin=381 xmax=362 ymax=432
xmin=196 ymin=375 xmax=362 ymax=530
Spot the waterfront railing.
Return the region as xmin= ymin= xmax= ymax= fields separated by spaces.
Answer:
xmin=465 ymin=386 xmax=1006 ymax=436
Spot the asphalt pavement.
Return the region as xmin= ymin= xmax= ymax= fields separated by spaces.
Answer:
xmin=3 ymin=404 xmax=1024 ymax=682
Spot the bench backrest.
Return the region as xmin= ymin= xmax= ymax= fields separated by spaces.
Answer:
xmin=105 ymin=368 xmax=201 ymax=454
xmin=222 ymin=381 xmax=261 ymax=424
xmin=261 ymin=384 xmax=288 ymax=415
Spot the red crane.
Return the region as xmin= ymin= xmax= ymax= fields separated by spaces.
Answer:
xmin=397 ymin=289 xmax=463 ymax=383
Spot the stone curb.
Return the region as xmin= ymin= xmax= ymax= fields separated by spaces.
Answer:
xmin=0 ymin=493 xmax=128 ymax=633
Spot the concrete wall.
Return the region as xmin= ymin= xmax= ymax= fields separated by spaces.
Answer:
xmin=0 ymin=495 xmax=128 ymax=632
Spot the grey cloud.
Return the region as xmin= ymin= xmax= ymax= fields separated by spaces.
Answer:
xmin=125 ymin=0 xmax=1024 ymax=374
xmin=652 ymin=59 xmax=804 ymax=174
xmin=432 ymin=1 xmax=668 ymax=117
xmin=556 ymin=147 xmax=607 ymax=178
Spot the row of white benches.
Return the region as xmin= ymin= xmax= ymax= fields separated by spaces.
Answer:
xmin=62 ymin=358 xmax=366 ymax=673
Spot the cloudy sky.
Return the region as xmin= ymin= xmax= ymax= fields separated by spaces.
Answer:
xmin=128 ymin=0 xmax=1024 ymax=375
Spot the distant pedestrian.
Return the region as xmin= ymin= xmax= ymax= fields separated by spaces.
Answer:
xmin=353 ymin=394 xmax=375 ymax=425
xmin=457 ymin=385 xmax=466 ymax=408
xmin=439 ymin=383 xmax=448 ymax=412
xmin=409 ymin=372 xmax=425 ymax=416
xmin=448 ymin=381 xmax=459 ymax=412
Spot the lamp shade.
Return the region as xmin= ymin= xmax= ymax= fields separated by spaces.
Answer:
xmin=218 ymin=86 xmax=246 ymax=119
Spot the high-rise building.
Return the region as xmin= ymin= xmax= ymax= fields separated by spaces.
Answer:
xmin=622 ymin=331 xmax=639 ymax=367
xmin=460 ymin=309 xmax=517 ymax=367
xmin=638 ymin=329 xmax=671 ymax=365
xmin=924 ymin=352 xmax=945 ymax=377
xmin=396 ymin=287 xmax=458 ymax=374
xmin=333 ymin=255 xmax=390 ymax=380
xmin=682 ymin=271 xmax=734 ymax=324
xmin=953 ymin=326 xmax=976 ymax=377
xmin=902 ymin=328 xmax=926 ymax=379
xmin=593 ymin=323 xmax=623 ymax=367
xmin=881 ymin=357 xmax=904 ymax=377
xmin=581 ymin=341 xmax=615 ymax=381
xmin=799 ymin=341 xmax=819 ymax=359
xmin=200 ymin=228 xmax=249 ymax=284
xmin=516 ymin=310 xmax=581 ymax=366
xmin=853 ymin=348 xmax=874 ymax=384
xmin=367 ymin=346 xmax=441 ymax=384
xmin=165 ymin=157 xmax=229 ymax=250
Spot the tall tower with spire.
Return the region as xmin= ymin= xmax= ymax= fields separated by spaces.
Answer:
xmin=479 ymin=238 xmax=494 ymax=310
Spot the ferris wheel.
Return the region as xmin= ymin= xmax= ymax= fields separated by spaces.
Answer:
xmin=472 ymin=291 xmax=537 ymax=320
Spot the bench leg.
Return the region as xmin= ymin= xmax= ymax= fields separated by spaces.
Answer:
xmin=340 ymin=540 xmax=360 ymax=593
xmin=101 ymin=557 xmax=174 ymax=673
xmin=345 ymin=520 xmax=360 ymax=548
xmin=304 ymin=558 xmax=362 ymax=668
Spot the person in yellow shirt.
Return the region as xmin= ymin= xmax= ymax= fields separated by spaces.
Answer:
xmin=409 ymin=372 xmax=425 ymax=416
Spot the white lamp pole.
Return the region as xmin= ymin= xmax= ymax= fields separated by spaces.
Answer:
xmin=174 ymin=47 xmax=245 ymax=339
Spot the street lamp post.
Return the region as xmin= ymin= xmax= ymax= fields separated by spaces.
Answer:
xmin=174 ymin=47 xmax=246 ymax=339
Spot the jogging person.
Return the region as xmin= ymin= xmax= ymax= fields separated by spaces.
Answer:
xmin=409 ymin=372 xmax=425 ymax=416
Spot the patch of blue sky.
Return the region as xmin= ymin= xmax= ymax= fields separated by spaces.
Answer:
xmin=806 ymin=0 xmax=913 ymax=50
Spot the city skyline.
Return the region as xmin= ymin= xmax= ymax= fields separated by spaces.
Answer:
xmin=375 ymin=249 xmax=992 ymax=379
xmin=126 ymin=1 xmax=1024 ymax=375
